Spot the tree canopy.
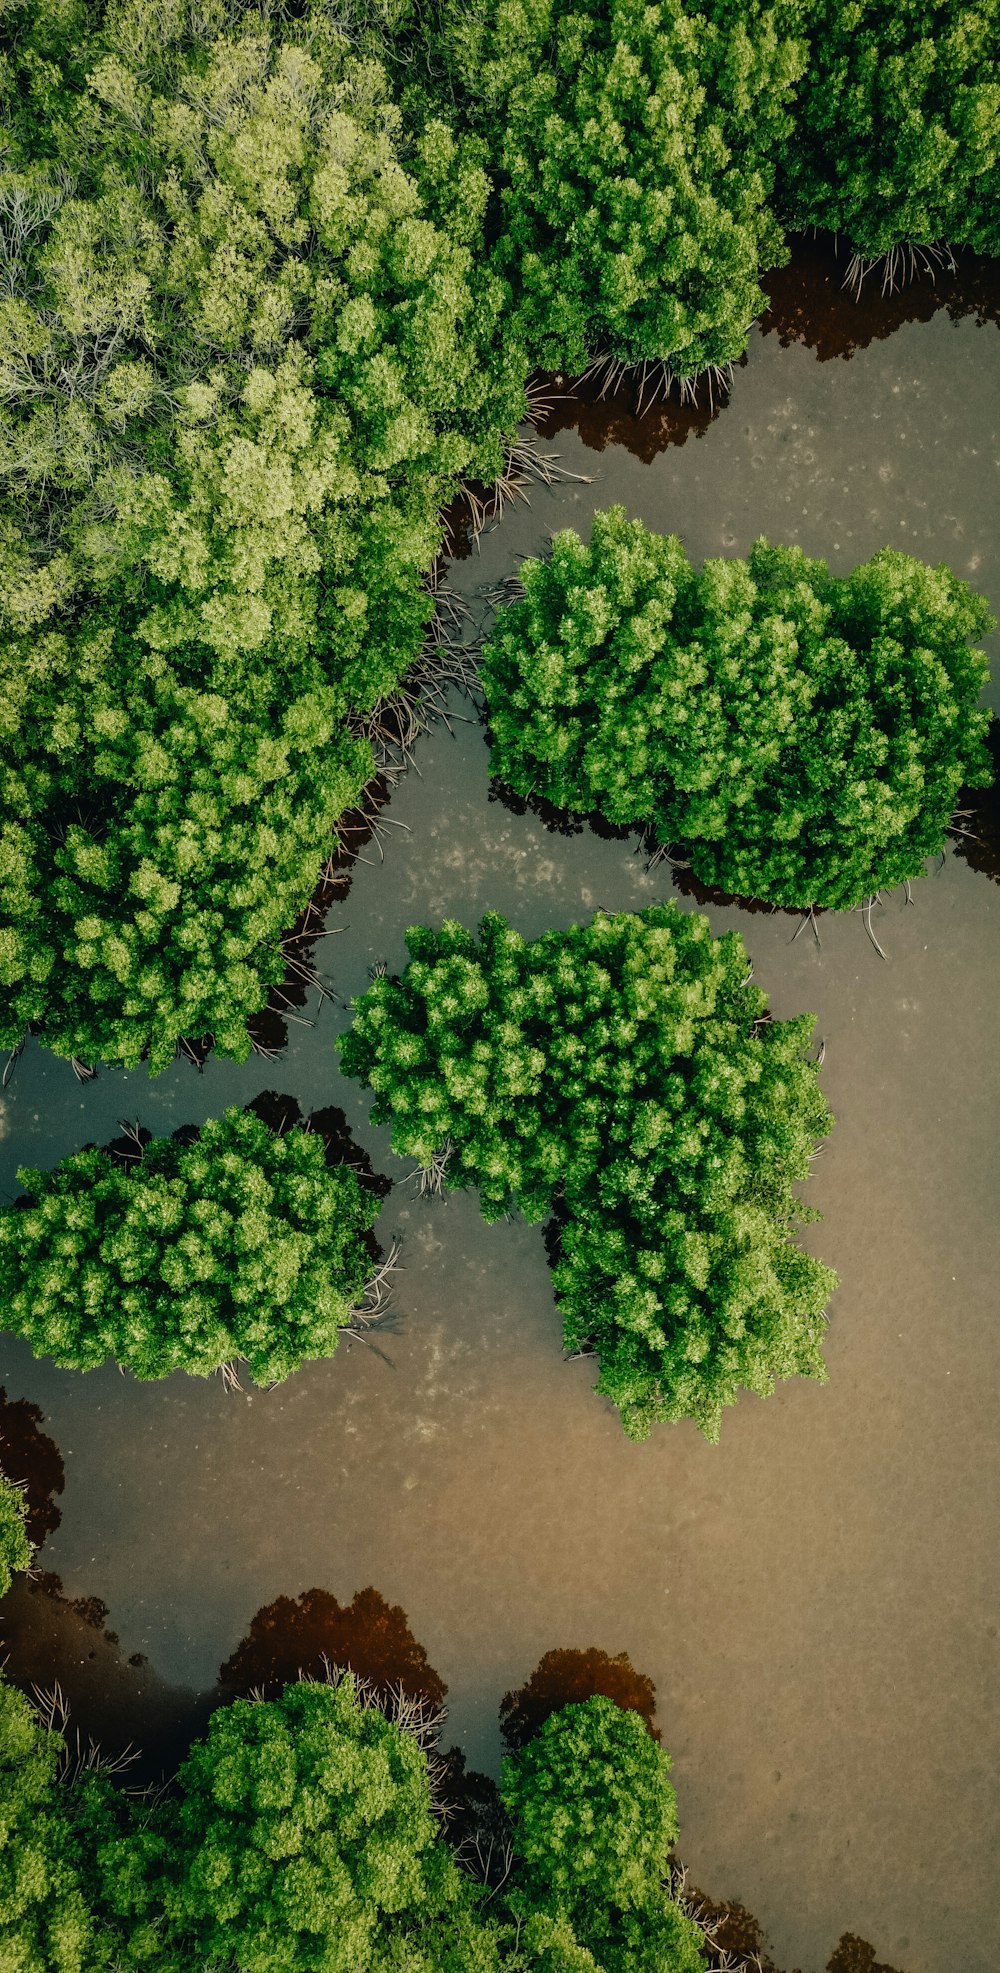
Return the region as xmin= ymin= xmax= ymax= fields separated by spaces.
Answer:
xmin=501 ymin=1696 xmax=704 ymax=1972
xmin=0 ymin=0 xmax=524 ymax=1071
xmin=99 ymin=1675 xmax=491 ymax=1973
xmin=476 ymin=0 xmax=805 ymax=375
xmin=1 ymin=1662 xmax=716 ymax=1973
xmin=0 ymin=1678 xmax=121 ymax=1973
xmin=341 ymin=905 xmax=837 ymax=1440
xmin=0 ymin=1107 xmax=381 ymax=1382
xmin=776 ymin=0 xmax=1000 ymax=261
xmin=482 ymin=508 xmax=993 ymax=911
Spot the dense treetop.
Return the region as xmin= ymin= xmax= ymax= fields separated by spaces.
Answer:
xmin=100 ymin=1676 xmax=487 ymax=1973
xmin=477 ymin=0 xmax=805 ymax=374
xmin=2 ymin=0 xmax=998 ymax=1068
xmin=342 ymin=905 xmax=836 ymax=1439
xmin=0 ymin=0 xmax=524 ymax=1071
xmin=501 ymin=1697 xmax=704 ymax=1972
xmin=482 ymin=508 xmax=993 ymax=910
xmin=776 ymin=0 xmax=1000 ymax=262
xmin=0 ymin=1107 xmax=381 ymax=1383
xmin=1 ymin=1665 xmax=711 ymax=1973
xmin=0 ymin=1678 xmax=122 ymax=1973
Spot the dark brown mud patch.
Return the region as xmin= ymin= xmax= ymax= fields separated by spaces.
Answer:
xmin=500 ymin=1645 xmax=660 ymax=1751
xmin=759 ymin=233 xmax=1000 ymax=366
xmin=0 ymin=1569 xmax=210 ymax=1783
xmin=952 ymin=716 xmax=1000 ymax=884
xmin=528 ymin=363 xmax=731 ymax=463
xmin=0 ymin=1388 xmax=64 ymax=1548
xmin=218 ymin=1584 xmax=446 ymax=1710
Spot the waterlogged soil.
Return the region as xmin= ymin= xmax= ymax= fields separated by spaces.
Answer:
xmin=2 ymin=245 xmax=999 ymax=1973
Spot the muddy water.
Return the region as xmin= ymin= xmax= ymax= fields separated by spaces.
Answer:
xmin=2 ymin=282 xmax=999 ymax=1973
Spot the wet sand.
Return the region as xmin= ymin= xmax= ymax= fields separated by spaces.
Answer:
xmin=2 ymin=279 xmax=999 ymax=1972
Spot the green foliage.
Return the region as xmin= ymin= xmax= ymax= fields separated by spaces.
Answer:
xmin=101 ymin=1676 xmax=483 ymax=1973
xmin=0 ymin=1660 xmax=722 ymax=1973
xmin=0 ymin=1107 xmax=380 ymax=1382
xmin=482 ymin=507 xmax=993 ymax=911
xmin=0 ymin=1679 xmax=117 ymax=1973
xmin=342 ymin=905 xmax=836 ymax=1440
xmin=501 ymin=1697 xmax=704 ymax=1972
xmin=0 ymin=0 xmax=524 ymax=1069
xmin=0 ymin=1470 xmax=31 ymax=1597
xmin=776 ymin=0 xmax=1000 ymax=257
xmin=483 ymin=0 xmax=805 ymax=373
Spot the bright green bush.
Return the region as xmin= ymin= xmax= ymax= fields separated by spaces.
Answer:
xmin=0 ymin=1471 xmax=31 ymax=1596
xmin=0 ymin=1679 xmax=119 ymax=1973
xmin=0 ymin=0 xmax=524 ymax=1070
xmin=341 ymin=905 xmax=836 ymax=1440
xmin=776 ymin=0 xmax=1000 ymax=259
xmin=100 ymin=1676 xmax=487 ymax=1973
xmin=501 ymin=1697 xmax=704 ymax=1972
xmin=485 ymin=0 xmax=805 ymax=374
xmin=482 ymin=508 xmax=993 ymax=911
xmin=0 ymin=1108 xmax=381 ymax=1383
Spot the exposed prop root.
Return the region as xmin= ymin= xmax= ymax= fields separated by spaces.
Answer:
xmin=860 ymin=892 xmax=889 ymax=961
xmin=667 ymin=1860 xmax=768 ymax=1972
xmin=577 ymin=351 xmax=737 ymax=413
xmin=2 ymin=1033 xmax=26 ymax=1087
xmin=790 ymin=905 xmax=822 ymax=949
xmin=71 ymin=1056 xmax=96 ymax=1082
xmin=843 ymin=238 xmax=956 ymax=298
xmin=218 ymin=1359 xmax=244 ymax=1395
xmin=456 ymin=425 xmax=594 ymax=551
xmin=30 ymin=1681 xmax=138 ymax=1785
xmin=341 ymin=1239 xmax=403 ymax=1339
xmin=411 ymin=1139 xmax=453 ymax=1198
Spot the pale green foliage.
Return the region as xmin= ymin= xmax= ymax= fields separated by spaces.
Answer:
xmin=0 ymin=1471 xmax=31 ymax=1596
xmin=777 ymin=0 xmax=1000 ymax=256
xmin=483 ymin=508 xmax=993 ymax=910
xmin=0 ymin=1108 xmax=380 ymax=1382
xmin=100 ymin=1677 xmax=482 ymax=1973
xmin=501 ymin=1698 xmax=704 ymax=1972
xmin=0 ymin=0 xmax=524 ymax=1069
xmin=487 ymin=0 xmax=805 ymax=372
xmin=0 ymin=1681 xmax=112 ymax=1973
xmin=342 ymin=906 xmax=836 ymax=1440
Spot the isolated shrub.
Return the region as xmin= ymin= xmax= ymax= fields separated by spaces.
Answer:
xmin=0 ymin=1108 xmax=380 ymax=1383
xmin=342 ymin=906 xmax=836 ymax=1440
xmin=501 ymin=1696 xmax=704 ymax=1972
xmin=0 ymin=0 xmax=524 ymax=1070
xmin=100 ymin=1677 xmax=484 ymax=1973
xmin=777 ymin=0 xmax=1000 ymax=259
xmin=489 ymin=0 xmax=805 ymax=374
xmin=482 ymin=508 xmax=993 ymax=910
xmin=0 ymin=1471 xmax=31 ymax=1596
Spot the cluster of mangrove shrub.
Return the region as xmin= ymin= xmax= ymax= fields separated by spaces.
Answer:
xmin=1 ymin=3 xmax=1000 ymax=1081
xmin=774 ymin=0 xmax=1000 ymax=272
xmin=376 ymin=0 xmax=1000 ymax=360
xmin=482 ymin=508 xmax=994 ymax=911
xmin=341 ymin=904 xmax=837 ymax=1441
xmin=0 ymin=1469 xmax=30 ymax=1595
xmin=2 ymin=0 xmax=998 ymax=1073
xmin=0 ymin=1664 xmax=707 ymax=1973
xmin=0 ymin=1108 xmax=380 ymax=1384
xmin=0 ymin=0 xmax=525 ymax=1072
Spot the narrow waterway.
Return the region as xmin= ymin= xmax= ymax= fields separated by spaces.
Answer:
xmin=2 ymin=253 xmax=998 ymax=1973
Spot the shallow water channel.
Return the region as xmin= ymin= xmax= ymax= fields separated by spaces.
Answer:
xmin=2 ymin=249 xmax=999 ymax=1972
